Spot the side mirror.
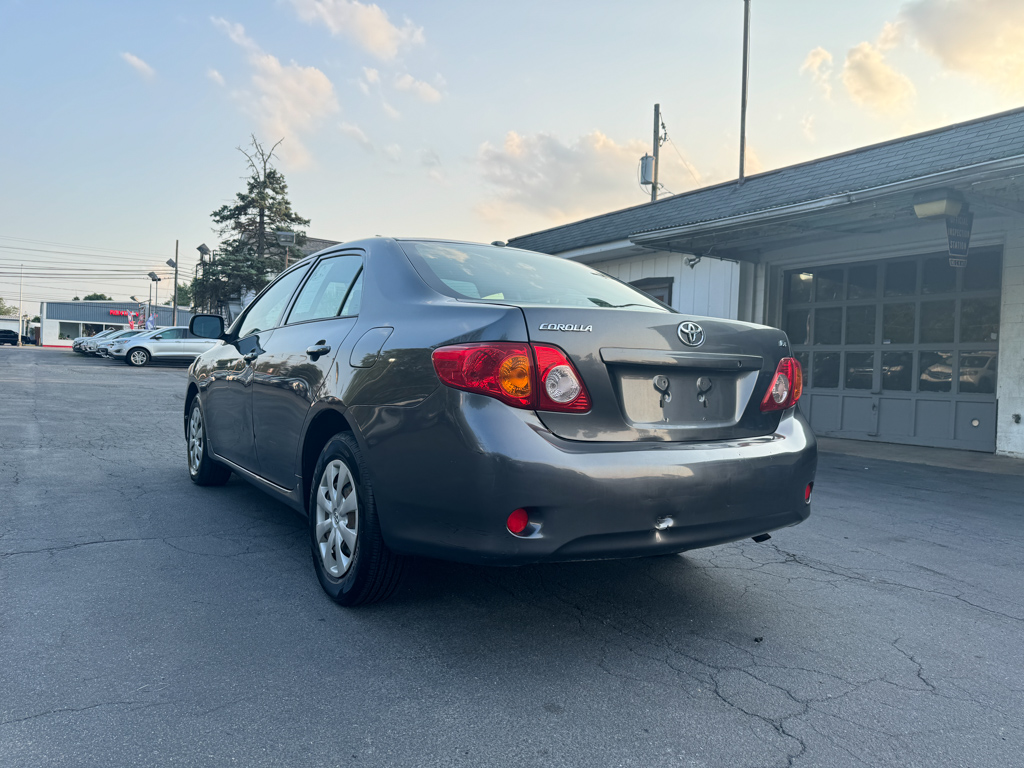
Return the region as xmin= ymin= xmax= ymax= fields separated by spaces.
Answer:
xmin=190 ymin=314 xmax=225 ymax=340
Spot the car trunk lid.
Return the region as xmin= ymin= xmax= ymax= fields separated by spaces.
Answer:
xmin=523 ymin=307 xmax=791 ymax=442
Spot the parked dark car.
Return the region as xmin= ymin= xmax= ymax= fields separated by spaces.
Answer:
xmin=0 ymin=329 xmax=33 ymax=346
xmin=185 ymin=238 xmax=816 ymax=606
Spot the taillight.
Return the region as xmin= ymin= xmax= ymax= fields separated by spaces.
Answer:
xmin=432 ymin=342 xmax=590 ymax=413
xmin=760 ymin=357 xmax=803 ymax=412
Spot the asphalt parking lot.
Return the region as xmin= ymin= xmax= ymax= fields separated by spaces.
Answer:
xmin=2 ymin=346 xmax=1023 ymax=768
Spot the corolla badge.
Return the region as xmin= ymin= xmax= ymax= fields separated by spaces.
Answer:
xmin=677 ymin=321 xmax=705 ymax=347
xmin=538 ymin=323 xmax=593 ymax=332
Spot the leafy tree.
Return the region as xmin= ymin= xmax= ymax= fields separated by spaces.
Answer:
xmin=194 ymin=136 xmax=310 ymax=310
xmin=82 ymin=292 xmax=113 ymax=301
xmin=163 ymin=282 xmax=192 ymax=307
xmin=0 ymin=297 xmax=17 ymax=316
xmin=72 ymin=296 xmax=80 ymax=301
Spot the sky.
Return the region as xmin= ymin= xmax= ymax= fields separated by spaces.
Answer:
xmin=2 ymin=0 xmax=1024 ymax=310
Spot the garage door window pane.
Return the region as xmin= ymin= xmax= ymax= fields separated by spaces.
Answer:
xmin=787 ymin=271 xmax=813 ymax=303
xmin=785 ymin=309 xmax=810 ymax=345
xmin=920 ymin=300 xmax=955 ymax=343
xmin=813 ymin=352 xmax=840 ymax=388
xmin=845 ymin=305 xmax=875 ymax=344
xmin=959 ymin=351 xmax=997 ymax=394
xmin=882 ymin=352 xmax=913 ymax=391
xmin=847 ymin=265 xmax=876 ymax=299
xmin=922 ymin=257 xmax=956 ymax=294
xmin=814 ymin=307 xmax=842 ymax=344
xmin=882 ymin=303 xmax=914 ymax=344
xmin=885 ymin=262 xmax=917 ymax=296
xmin=919 ymin=351 xmax=952 ymax=392
xmin=845 ymin=352 xmax=873 ymax=390
xmin=964 ymin=251 xmax=1001 ymax=291
xmin=960 ymin=297 xmax=1000 ymax=342
xmin=815 ymin=269 xmax=843 ymax=301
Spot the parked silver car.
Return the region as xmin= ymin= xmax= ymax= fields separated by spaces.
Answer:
xmin=110 ymin=326 xmax=219 ymax=366
xmin=95 ymin=329 xmax=144 ymax=357
xmin=72 ymin=328 xmax=117 ymax=353
xmin=85 ymin=329 xmax=140 ymax=355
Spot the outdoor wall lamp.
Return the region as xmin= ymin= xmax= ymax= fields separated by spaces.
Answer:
xmin=913 ymin=189 xmax=964 ymax=218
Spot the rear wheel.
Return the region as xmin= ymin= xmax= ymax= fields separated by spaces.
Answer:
xmin=127 ymin=348 xmax=150 ymax=367
xmin=309 ymin=433 xmax=404 ymax=606
xmin=187 ymin=398 xmax=231 ymax=486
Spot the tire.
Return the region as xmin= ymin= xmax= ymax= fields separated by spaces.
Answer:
xmin=186 ymin=398 xmax=231 ymax=486
xmin=126 ymin=348 xmax=150 ymax=367
xmin=309 ymin=433 xmax=405 ymax=606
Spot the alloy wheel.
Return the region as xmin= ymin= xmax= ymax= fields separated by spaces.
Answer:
xmin=188 ymin=406 xmax=203 ymax=474
xmin=130 ymin=350 xmax=148 ymax=366
xmin=315 ymin=459 xmax=359 ymax=577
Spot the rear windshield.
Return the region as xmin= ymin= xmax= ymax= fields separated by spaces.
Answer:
xmin=400 ymin=241 xmax=669 ymax=312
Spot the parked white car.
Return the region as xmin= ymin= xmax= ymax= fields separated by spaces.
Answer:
xmin=84 ymin=329 xmax=140 ymax=355
xmin=109 ymin=326 xmax=219 ymax=367
xmin=72 ymin=328 xmax=117 ymax=353
xmin=95 ymin=329 xmax=145 ymax=357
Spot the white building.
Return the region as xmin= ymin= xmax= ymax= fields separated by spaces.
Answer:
xmin=38 ymin=301 xmax=192 ymax=347
xmin=509 ymin=108 xmax=1024 ymax=458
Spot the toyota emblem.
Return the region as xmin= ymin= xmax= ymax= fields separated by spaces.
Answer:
xmin=677 ymin=321 xmax=705 ymax=347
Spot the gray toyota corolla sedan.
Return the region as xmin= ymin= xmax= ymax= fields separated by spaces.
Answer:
xmin=185 ymin=238 xmax=816 ymax=606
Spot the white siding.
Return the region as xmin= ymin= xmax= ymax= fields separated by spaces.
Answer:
xmin=997 ymin=219 xmax=1024 ymax=458
xmin=590 ymin=250 xmax=740 ymax=319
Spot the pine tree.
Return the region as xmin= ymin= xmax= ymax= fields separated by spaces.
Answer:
xmin=195 ymin=136 xmax=310 ymax=311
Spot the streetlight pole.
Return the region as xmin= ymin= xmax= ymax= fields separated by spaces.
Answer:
xmin=167 ymin=241 xmax=179 ymax=326
xmin=148 ymin=272 xmax=162 ymax=327
xmin=739 ymin=0 xmax=751 ymax=184
xmin=17 ymin=263 xmax=23 ymax=346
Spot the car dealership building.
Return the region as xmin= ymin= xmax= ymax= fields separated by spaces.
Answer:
xmin=510 ymin=108 xmax=1024 ymax=458
xmin=38 ymin=301 xmax=192 ymax=347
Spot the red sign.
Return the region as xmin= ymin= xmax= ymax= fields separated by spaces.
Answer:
xmin=109 ymin=310 xmax=132 ymax=317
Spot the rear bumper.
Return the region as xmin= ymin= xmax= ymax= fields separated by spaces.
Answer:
xmin=351 ymin=391 xmax=816 ymax=565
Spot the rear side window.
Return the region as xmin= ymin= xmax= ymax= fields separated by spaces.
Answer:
xmin=287 ymin=255 xmax=362 ymax=324
xmin=400 ymin=241 xmax=669 ymax=312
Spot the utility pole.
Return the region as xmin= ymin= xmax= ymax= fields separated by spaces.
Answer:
xmin=651 ymin=103 xmax=661 ymax=203
xmin=739 ymin=0 xmax=751 ymax=184
xmin=17 ymin=263 xmax=23 ymax=346
xmin=171 ymin=240 xmax=179 ymax=326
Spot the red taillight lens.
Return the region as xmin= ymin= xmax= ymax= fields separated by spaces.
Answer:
xmin=533 ymin=344 xmax=590 ymax=412
xmin=432 ymin=343 xmax=590 ymax=412
xmin=760 ymin=357 xmax=803 ymax=412
xmin=805 ymin=482 xmax=813 ymax=503
xmin=431 ymin=343 xmax=533 ymax=408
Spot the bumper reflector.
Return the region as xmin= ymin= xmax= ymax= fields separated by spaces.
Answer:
xmin=507 ymin=508 xmax=529 ymax=534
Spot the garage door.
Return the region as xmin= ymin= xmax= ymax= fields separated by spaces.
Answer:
xmin=782 ymin=249 xmax=1001 ymax=452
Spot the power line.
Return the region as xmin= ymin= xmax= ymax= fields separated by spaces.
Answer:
xmin=0 ymin=234 xmax=179 ymax=259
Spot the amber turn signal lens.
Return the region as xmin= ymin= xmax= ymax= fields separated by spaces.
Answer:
xmin=498 ymin=354 xmax=531 ymax=398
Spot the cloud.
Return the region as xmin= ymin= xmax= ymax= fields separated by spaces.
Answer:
xmin=842 ymin=41 xmax=916 ymax=113
xmin=800 ymin=47 xmax=833 ymax=98
xmin=121 ymin=52 xmax=155 ymax=79
xmin=340 ymin=121 xmax=373 ymax=151
xmin=477 ymin=130 xmax=701 ymax=223
xmin=381 ymin=101 xmax=400 ymax=119
xmin=212 ymin=17 xmax=339 ymax=167
xmin=393 ymin=73 xmax=441 ymax=102
xmin=207 ymin=69 xmax=225 ymax=86
xmin=288 ymin=0 xmax=424 ymax=60
xmin=801 ymin=114 xmax=816 ymax=141
xmin=383 ymin=144 xmax=401 ymax=162
xmin=898 ymin=0 xmax=1024 ymax=93
xmin=420 ymin=148 xmax=443 ymax=181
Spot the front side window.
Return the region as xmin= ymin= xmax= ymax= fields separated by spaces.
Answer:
xmin=236 ymin=264 xmax=311 ymax=339
xmin=287 ymin=255 xmax=362 ymax=324
xmin=401 ymin=241 xmax=669 ymax=312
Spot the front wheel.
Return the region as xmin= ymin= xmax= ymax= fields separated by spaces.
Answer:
xmin=126 ymin=348 xmax=150 ymax=367
xmin=187 ymin=398 xmax=231 ymax=486
xmin=310 ymin=433 xmax=405 ymax=606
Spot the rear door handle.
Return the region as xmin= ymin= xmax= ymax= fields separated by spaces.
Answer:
xmin=306 ymin=344 xmax=331 ymax=359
